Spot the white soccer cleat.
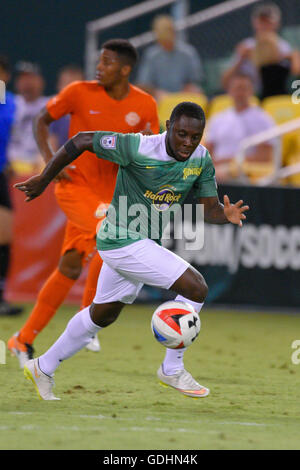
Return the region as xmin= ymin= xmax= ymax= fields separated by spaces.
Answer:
xmin=157 ymin=365 xmax=210 ymax=398
xmin=85 ymin=334 xmax=101 ymax=352
xmin=24 ymin=359 xmax=60 ymax=401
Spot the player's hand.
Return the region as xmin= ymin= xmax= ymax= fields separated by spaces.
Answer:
xmin=223 ymin=194 xmax=249 ymax=227
xmin=14 ymin=175 xmax=48 ymax=202
xmin=54 ymin=168 xmax=72 ymax=182
xmin=141 ymin=122 xmax=153 ymax=135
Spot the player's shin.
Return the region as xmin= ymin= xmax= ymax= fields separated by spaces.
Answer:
xmin=38 ymin=306 xmax=101 ymax=376
xmin=162 ymin=295 xmax=204 ymax=376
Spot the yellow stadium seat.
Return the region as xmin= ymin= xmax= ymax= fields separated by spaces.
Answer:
xmin=158 ymin=93 xmax=208 ymax=129
xmin=261 ymin=95 xmax=300 ymax=166
xmin=207 ymin=94 xmax=260 ymax=118
xmin=285 ymin=152 xmax=300 ymax=186
xmin=10 ymin=160 xmax=44 ymax=176
xmin=262 ymin=95 xmax=300 ymax=122
xmin=228 ymin=159 xmax=275 ymax=183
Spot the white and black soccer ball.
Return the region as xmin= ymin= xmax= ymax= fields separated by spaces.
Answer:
xmin=151 ymin=301 xmax=201 ymax=349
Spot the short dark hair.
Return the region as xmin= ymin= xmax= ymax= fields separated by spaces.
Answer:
xmin=0 ymin=55 xmax=11 ymax=74
xmin=169 ymin=101 xmax=206 ymax=127
xmin=101 ymin=39 xmax=138 ymax=68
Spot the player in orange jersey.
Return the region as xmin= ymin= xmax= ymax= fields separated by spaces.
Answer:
xmin=8 ymin=39 xmax=160 ymax=365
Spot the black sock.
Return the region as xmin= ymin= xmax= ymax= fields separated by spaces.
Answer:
xmin=0 ymin=244 xmax=10 ymax=303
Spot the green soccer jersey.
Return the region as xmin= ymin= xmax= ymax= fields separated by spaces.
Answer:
xmin=92 ymin=131 xmax=218 ymax=250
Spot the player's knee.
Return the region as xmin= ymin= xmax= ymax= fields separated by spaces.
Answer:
xmin=188 ymin=278 xmax=208 ymax=303
xmin=59 ymin=264 xmax=82 ymax=280
xmin=58 ymin=251 xmax=82 ymax=280
xmin=90 ymin=303 xmax=121 ymax=328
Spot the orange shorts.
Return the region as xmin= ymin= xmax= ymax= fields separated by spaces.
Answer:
xmin=54 ymin=182 xmax=110 ymax=262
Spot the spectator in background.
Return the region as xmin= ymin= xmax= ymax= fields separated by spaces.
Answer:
xmin=49 ymin=65 xmax=84 ymax=150
xmin=136 ymin=15 xmax=203 ymax=102
xmin=0 ymin=55 xmax=22 ymax=316
xmin=7 ymin=61 xmax=48 ymax=173
xmin=205 ymin=74 xmax=276 ymax=183
xmin=222 ymin=2 xmax=300 ymax=99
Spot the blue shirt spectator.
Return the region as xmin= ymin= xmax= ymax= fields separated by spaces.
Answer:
xmin=137 ymin=41 xmax=202 ymax=94
xmin=136 ymin=15 xmax=203 ymax=102
xmin=0 ymin=91 xmax=15 ymax=172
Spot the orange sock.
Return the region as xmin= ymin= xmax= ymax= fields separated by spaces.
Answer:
xmin=18 ymin=269 xmax=76 ymax=345
xmin=80 ymin=253 xmax=103 ymax=309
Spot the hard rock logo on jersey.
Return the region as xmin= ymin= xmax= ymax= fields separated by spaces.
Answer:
xmin=125 ymin=111 xmax=141 ymax=126
xmin=183 ymin=167 xmax=202 ymax=180
xmin=144 ymin=187 xmax=182 ymax=211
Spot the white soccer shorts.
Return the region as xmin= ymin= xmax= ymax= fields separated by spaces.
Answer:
xmin=94 ymin=238 xmax=190 ymax=304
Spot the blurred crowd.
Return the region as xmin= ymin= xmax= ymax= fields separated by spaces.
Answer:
xmin=1 ymin=1 xmax=300 ymax=315
xmin=2 ymin=3 xmax=300 ymax=183
xmin=136 ymin=2 xmax=300 ymax=184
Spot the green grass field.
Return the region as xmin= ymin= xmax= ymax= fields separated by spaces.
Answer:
xmin=0 ymin=303 xmax=300 ymax=450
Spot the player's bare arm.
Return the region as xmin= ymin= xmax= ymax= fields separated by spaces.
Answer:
xmin=199 ymin=194 xmax=249 ymax=227
xmin=34 ymin=107 xmax=71 ymax=181
xmin=15 ymin=132 xmax=95 ymax=201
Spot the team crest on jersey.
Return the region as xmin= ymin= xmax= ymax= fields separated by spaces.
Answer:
xmin=183 ymin=167 xmax=202 ymax=180
xmin=100 ymin=135 xmax=117 ymax=149
xmin=125 ymin=111 xmax=141 ymax=126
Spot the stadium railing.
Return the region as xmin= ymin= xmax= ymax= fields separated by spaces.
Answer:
xmin=85 ymin=0 xmax=177 ymax=79
xmin=234 ymin=117 xmax=300 ymax=185
xmin=85 ymin=0 xmax=261 ymax=80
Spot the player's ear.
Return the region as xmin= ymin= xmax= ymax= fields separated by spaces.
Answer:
xmin=121 ymin=64 xmax=131 ymax=77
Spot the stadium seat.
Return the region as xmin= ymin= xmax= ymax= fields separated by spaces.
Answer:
xmin=261 ymin=95 xmax=300 ymax=166
xmin=207 ymin=94 xmax=260 ymax=118
xmin=10 ymin=160 xmax=44 ymax=176
xmin=227 ymin=159 xmax=276 ymax=184
xmin=282 ymin=131 xmax=300 ymax=186
xmin=158 ymin=92 xmax=208 ymax=129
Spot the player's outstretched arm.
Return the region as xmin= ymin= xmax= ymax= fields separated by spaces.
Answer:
xmin=199 ymin=195 xmax=249 ymax=227
xmin=15 ymin=132 xmax=95 ymax=201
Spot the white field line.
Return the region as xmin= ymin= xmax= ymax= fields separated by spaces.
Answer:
xmin=3 ymin=412 xmax=274 ymax=430
xmin=78 ymin=414 xmax=271 ymax=428
xmin=1 ymin=413 xmax=273 ymax=431
xmin=0 ymin=424 xmax=218 ymax=434
xmin=219 ymin=421 xmax=267 ymax=426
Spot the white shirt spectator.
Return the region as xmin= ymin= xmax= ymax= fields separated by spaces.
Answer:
xmin=205 ymin=106 xmax=276 ymax=161
xmin=7 ymin=95 xmax=48 ymax=165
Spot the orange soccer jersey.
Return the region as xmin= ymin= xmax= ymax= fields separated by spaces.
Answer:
xmin=46 ymin=81 xmax=160 ymax=258
xmin=47 ymin=81 xmax=159 ymax=199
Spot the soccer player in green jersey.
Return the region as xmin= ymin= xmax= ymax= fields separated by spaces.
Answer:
xmin=16 ymin=102 xmax=249 ymax=400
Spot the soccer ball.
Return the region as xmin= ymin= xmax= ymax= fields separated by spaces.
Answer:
xmin=151 ymin=300 xmax=201 ymax=349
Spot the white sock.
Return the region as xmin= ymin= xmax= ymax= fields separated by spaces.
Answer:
xmin=174 ymin=295 xmax=204 ymax=315
xmin=162 ymin=295 xmax=204 ymax=376
xmin=38 ymin=307 xmax=101 ymax=376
